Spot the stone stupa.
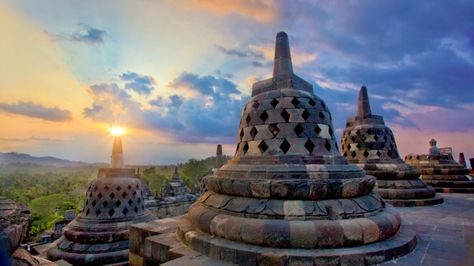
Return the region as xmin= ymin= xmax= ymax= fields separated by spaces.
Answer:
xmin=405 ymin=139 xmax=474 ymax=193
xmin=47 ymin=134 xmax=154 ymax=265
xmin=162 ymin=166 xmax=192 ymax=199
xmin=340 ymin=87 xmax=443 ymax=207
xmin=141 ymin=32 xmax=416 ymax=265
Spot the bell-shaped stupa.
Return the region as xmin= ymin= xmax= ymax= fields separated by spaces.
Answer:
xmin=165 ymin=32 xmax=416 ymax=265
xmin=405 ymin=139 xmax=474 ymax=193
xmin=47 ymin=134 xmax=154 ymax=265
xmin=341 ymin=87 xmax=443 ymax=206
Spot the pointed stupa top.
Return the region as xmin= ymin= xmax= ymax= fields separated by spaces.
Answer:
xmin=459 ymin=152 xmax=466 ymax=167
xmin=357 ymin=86 xmax=372 ymax=118
xmin=251 ymin=31 xmax=312 ymax=96
xmin=111 ymin=136 xmax=124 ymax=168
xmin=171 ymin=166 xmax=181 ymax=182
xmin=215 ymin=144 xmax=224 ymax=168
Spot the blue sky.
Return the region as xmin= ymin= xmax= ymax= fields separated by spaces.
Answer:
xmin=0 ymin=0 xmax=473 ymax=165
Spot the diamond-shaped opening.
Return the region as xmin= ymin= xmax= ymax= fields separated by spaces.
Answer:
xmin=243 ymin=142 xmax=249 ymax=154
xmin=252 ymin=101 xmax=260 ymax=109
xmin=122 ymin=208 xmax=128 ymax=215
xmin=280 ymin=139 xmax=291 ymax=154
xmin=356 ymin=143 xmax=362 ymax=149
xmin=86 ymin=200 xmax=89 ymax=205
xmin=309 ymin=98 xmax=316 ymax=106
xmin=383 ymin=136 xmax=388 ymax=141
xmin=91 ymin=200 xmax=96 ymax=207
xmin=239 ymin=129 xmax=244 ymax=140
xmin=294 ymin=124 xmax=304 ymax=137
xmin=246 ymin=114 xmax=251 ymax=126
xmin=321 ymin=101 xmax=326 ymax=108
xmin=259 ymin=110 xmax=269 ymax=122
xmin=376 ymin=150 xmax=382 ymax=157
xmin=136 ymin=184 xmax=139 ymax=189
xmin=128 ymin=185 xmax=132 ymax=190
xmin=324 ymin=140 xmax=331 ymax=151
xmin=133 ymin=191 xmax=137 ymax=196
xmin=319 ymin=111 xmax=325 ymax=119
xmin=387 ymin=150 xmax=392 ymax=157
xmin=363 ymin=150 xmax=370 ymax=158
xmin=97 ymin=192 xmax=102 ymax=199
xmin=351 ymin=151 xmax=357 ymax=158
xmin=301 ymin=110 xmax=310 ymax=121
xmin=134 ymin=206 xmax=139 ymax=213
xmin=374 ymin=135 xmax=379 ymax=141
xmin=95 ymin=209 xmax=101 ymax=216
xmin=128 ymin=199 xmax=133 ymax=205
xmin=351 ymin=136 xmax=356 ymax=141
xmin=108 ymin=208 xmax=115 ymax=217
xmin=270 ymin=98 xmax=279 ymax=108
xmin=258 ymin=141 xmax=268 ymax=153
xmin=142 ymin=205 xmax=145 ymax=210
xmin=380 ymin=143 xmax=385 ymax=149
xmin=281 ymin=109 xmax=290 ymax=122
xmin=86 ymin=209 xmax=90 ymax=215
xmin=346 ymin=144 xmax=351 ymax=150
xmin=116 ymin=200 xmax=121 ymax=207
xmin=269 ymin=124 xmax=280 ymax=137
xmin=138 ymin=198 xmax=141 ymax=203
xmin=94 ymin=186 xmax=98 ymax=191
xmin=328 ymin=126 xmax=333 ymax=136
xmin=116 ymin=185 xmax=121 ymax=191
xmin=367 ymin=129 xmax=372 ymax=134
xmin=104 ymin=185 xmax=109 ymax=191
xmin=109 ymin=192 xmax=115 ymax=199
xmin=343 ymin=152 xmax=347 ymax=157
xmin=315 ymin=125 xmax=321 ymax=135
xmin=356 ymin=130 xmax=361 ymax=135
xmin=304 ymin=139 xmax=315 ymax=153
xmin=122 ymin=191 xmax=128 ymax=198
xmin=250 ymin=126 xmax=258 ymax=139
xmin=390 ymin=144 xmax=394 ymax=149
xmin=291 ymin=97 xmax=300 ymax=107
xmin=102 ymin=201 xmax=108 ymax=208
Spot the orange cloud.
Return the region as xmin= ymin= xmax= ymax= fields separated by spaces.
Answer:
xmin=181 ymin=0 xmax=277 ymax=22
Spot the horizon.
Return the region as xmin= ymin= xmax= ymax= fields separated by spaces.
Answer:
xmin=1 ymin=1 xmax=473 ymax=165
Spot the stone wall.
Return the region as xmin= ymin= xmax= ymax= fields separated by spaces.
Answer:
xmin=145 ymin=200 xmax=193 ymax=219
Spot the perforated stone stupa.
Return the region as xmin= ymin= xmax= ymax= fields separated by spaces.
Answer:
xmin=143 ymin=32 xmax=416 ymax=265
xmin=405 ymin=139 xmax=474 ymax=193
xmin=47 ymin=135 xmax=154 ymax=265
xmin=341 ymin=87 xmax=443 ymax=207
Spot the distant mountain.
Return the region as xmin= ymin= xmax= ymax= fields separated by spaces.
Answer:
xmin=0 ymin=152 xmax=91 ymax=167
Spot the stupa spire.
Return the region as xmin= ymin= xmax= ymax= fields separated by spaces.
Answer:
xmin=357 ymin=86 xmax=372 ymax=117
xmin=172 ymin=165 xmax=180 ymax=181
xmin=272 ymin=31 xmax=293 ymax=78
xmin=111 ymin=136 xmax=124 ymax=168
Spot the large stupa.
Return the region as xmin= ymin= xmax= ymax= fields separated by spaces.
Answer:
xmin=47 ymin=133 xmax=154 ymax=265
xmin=143 ymin=32 xmax=416 ymax=265
xmin=340 ymin=87 xmax=443 ymax=206
xmin=405 ymin=139 xmax=474 ymax=193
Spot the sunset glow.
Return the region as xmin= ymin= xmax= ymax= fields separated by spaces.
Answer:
xmin=109 ymin=126 xmax=126 ymax=137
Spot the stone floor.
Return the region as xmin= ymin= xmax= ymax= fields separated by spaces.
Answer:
xmin=381 ymin=193 xmax=474 ymax=266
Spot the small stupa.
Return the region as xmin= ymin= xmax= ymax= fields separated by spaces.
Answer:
xmin=215 ymin=144 xmax=224 ymax=169
xmin=405 ymin=139 xmax=474 ymax=193
xmin=162 ymin=166 xmax=191 ymax=198
xmin=458 ymin=152 xmax=467 ymax=168
xmin=146 ymin=32 xmax=416 ymax=265
xmin=47 ymin=131 xmax=154 ymax=265
xmin=341 ymin=86 xmax=443 ymax=206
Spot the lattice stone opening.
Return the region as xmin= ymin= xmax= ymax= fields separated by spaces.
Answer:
xmin=280 ymin=139 xmax=291 ymax=154
xmin=250 ymin=127 xmax=258 ymax=139
xmin=315 ymin=125 xmax=321 ymax=135
xmin=104 ymin=185 xmax=109 ymax=191
xmin=95 ymin=209 xmax=101 ymax=216
xmin=304 ymin=139 xmax=315 ymax=153
xmin=319 ymin=111 xmax=325 ymax=119
xmin=328 ymin=126 xmax=333 ymax=136
xmin=110 ymin=192 xmax=115 ymax=199
xmin=98 ymin=192 xmax=103 ymax=199
xmin=243 ymin=142 xmax=249 ymax=154
xmin=351 ymin=136 xmax=356 ymax=141
xmin=86 ymin=209 xmax=90 ymax=215
xmin=127 ymin=185 xmax=132 ymax=190
xmin=116 ymin=186 xmax=121 ymax=191
xmin=309 ymin=98 xmax=316 ymax=106
xmin=356 ymin=130 xmax=361 ymax=135
xmin=291 ymin=97 xmax=300 ymax=107
xmin=239 ymin=129 xmax=244 ymax=140
xmin=356 ymin=143 xmax=362 ymax=149
xmin=302 ymin=110 xmax=310 ymax=121
xmin=122 ymin=208 xmax=128 ymax=215
xmin=376 ymin=151 xmax=382 ymax=157
xmin=374 ymin=135 xmax=379 ymax=141
xmin=270 ymin=98 xmax=279 ymax=108
xmin=363 ymin=150 xmax=370 ymax=158
xmin=92 ymin=200 xmax=97 ymax=207
xmin=351 ymin=151 xmax=357 ymax=158
xmin=134 ymin=206 xmax=138 ymax=213
xmin=294 ymin=124 xmax=304 ymax=137
xmin=269 ymin=124 xmax=280 ymax=137
xmin=246 ymin=114 xmax=251 ymax=126
xmin=321 ymin=101 xmax=326 ymax=108
xmin=324 ymin=140 xmax=331 ymax=151
xmin=116 ymin=200 xmax=121 ymax=207
xmin=258 ymin=140 xmax=268 ymax=153
xmin=108 ymin=209 xmax=115 ymax=217
xmin=128 ymin=199 xmax=133 ymax=205
xmin=102 ymin=201 xmax=108 ymax=208
xmin=122 ymin=191 xmax=128 ymax=198
xmin=260 ymin=111 xmax=269 ymax=122
xmin=281 ymin=110 xmax=290 ymax=122
xmin=252 ymin=101 xmax=260 ymax=109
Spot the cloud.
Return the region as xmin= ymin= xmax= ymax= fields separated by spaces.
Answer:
xmin=0 ymin=101 xmax=72 ymax=122
xmin=120 ymin=72 xmax=156 ymax=95
xmin=217 ymin=45 xmax=264 ymax=60
xmin=83 ymin=71 xmax=246 ymax=143
xmin=69 ymin=24 xmax=107 ymax=44
xmin=184 ymin=0 xmax=277 ymax=22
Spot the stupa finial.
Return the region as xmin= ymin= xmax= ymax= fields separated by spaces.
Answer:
xmin=272 ymin=31 xmax=293 ymax=79
xmin=111 ymin=136 xmax=124 ymax=168
xmin=357 ymin=86 xmax=372 ymax=117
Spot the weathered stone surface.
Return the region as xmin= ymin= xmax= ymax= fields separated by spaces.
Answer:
xmin=341 ymin=86 xmax=443 ymax=207
xmin=0 ymin=197 xmax=30 ymax=255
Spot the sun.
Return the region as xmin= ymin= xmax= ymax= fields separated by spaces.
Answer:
xmin=109 ymin=126 xmax=126 ymax=136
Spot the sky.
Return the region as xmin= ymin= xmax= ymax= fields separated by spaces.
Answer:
xmin=0 ymin=0 xmax=473 ymax=165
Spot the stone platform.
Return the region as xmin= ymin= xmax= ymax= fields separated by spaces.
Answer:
xmin=129 ymin=193 xmax=473 ymax=266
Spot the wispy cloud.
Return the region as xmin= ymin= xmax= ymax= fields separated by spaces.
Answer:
xmin=0 ymin=101 xmax=72 ymax=122
xmin=120 ymin=72 xmax=156 ymax=95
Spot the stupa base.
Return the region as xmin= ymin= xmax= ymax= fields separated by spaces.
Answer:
xmin=383 ymin=194 xmax=444 ymax=207
xmin=47 ymin=245 xmax=129 ymax=266
xmin=433 ymin=187 xmax=474 ymax=193
xmin=168 ymin=227 xmax=417 ymax=266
